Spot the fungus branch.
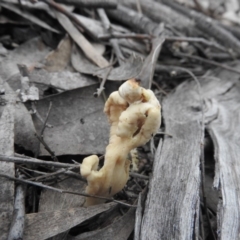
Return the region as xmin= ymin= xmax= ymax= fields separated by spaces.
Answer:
xmin=81 ymin=79 xmax=161 ymax=206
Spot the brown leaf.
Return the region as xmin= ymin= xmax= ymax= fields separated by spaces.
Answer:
xmin=44 ymin=35 xmax=72 ymax=72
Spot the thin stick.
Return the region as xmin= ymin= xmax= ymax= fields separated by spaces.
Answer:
xmin=152 ymin=81 xmax=167 ymax=96
xmin=0 ymin=173 xmax=137 ymax=208
xmin=97 ymin=8 xmax=125 ymax=63
xmin=157 ymin=131 xmax=173 ymax=138
xmin=130 ymin=172 xmax=149 ymax=180
xmin=29 ymin=166 xmax=85 ymax=182
xmin=7 ymin=176 xmax=26 ymax=240
xmin=0 ymin=155 xmax=80 ymax=169
xmin=98 ymin=33 xmax=152 ymax=40
xmin=166 ymin=36 xmax=227 ymax=52
xmin=31 ymin=102 xmax=53 ymax=128
xmin=41 ymin=0 xmax=85 ymax=32
xmin=135 ymin=0 xmax=142 ymax=14
xmin=176 ymin=52 xmax=240 ymax=75
xmin=35 ymin=133 xmax=58 ymax=162
xmin=40 ymin=101 xmax=52 ymax=136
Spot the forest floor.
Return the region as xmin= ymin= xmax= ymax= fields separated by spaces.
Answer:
xmin=1 ymin=0 xmax=240 ymax=239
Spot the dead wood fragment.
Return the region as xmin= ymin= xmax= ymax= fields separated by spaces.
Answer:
xmin=134 ymin=187 xmax=148 ymax=240
xmin=7 ymin=178 xmax=26 ymax=240
xmin=205 ymin=75 xmax=240 ymax=239
xmin=0 ymin=89 xmax=15 ymax=239
xmin=141 ymin=120 xmax=202 ymax=239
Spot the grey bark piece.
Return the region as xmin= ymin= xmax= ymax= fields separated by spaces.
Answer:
xmin=0 ymin=86 xmax=15 ymax=239
xmin=206 ymin=80 xmax=240 ymax=239
xmin=140 ymin=76 xmax=204 ymax=239
xmin=140 ymin=71 xmax=240 ymax=239
xmin=141 ymin=120 xmax=202 ymax=239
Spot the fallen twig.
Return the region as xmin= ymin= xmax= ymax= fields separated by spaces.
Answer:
xmin=175 ymin=52 xmax=240 ymax=75
xmin=0 ymin=155 xmax=80 ymax=169
xmin=7 ymin=175 xmax=26 ymax=240
xmin=98 ymin=32 xmax=152 ymax=40
xmin=0 ymin=173 xmax=137 ymax=208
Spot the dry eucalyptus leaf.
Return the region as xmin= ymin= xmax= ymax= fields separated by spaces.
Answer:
xmin=0 ymin=37 xmax=51 ymax=82
xmin=31 ymin=85 xmax=109 ymax=156
xmin=39 ymin=177 xmax=86 ymax=240
xmin=39 ymin=177 xmax=86 ymax=212
xmin=55 ymin=11 xmax=109 ymax=68
xmin=71 ymin=44 xmax=143 ymax=80
xmin=44 ymin=35 xmax=72 ymax=72
xmin=24 ymin=202 xmax=116 ymax=240
xmin=30 ymin=68 xmax=97 ymax=95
